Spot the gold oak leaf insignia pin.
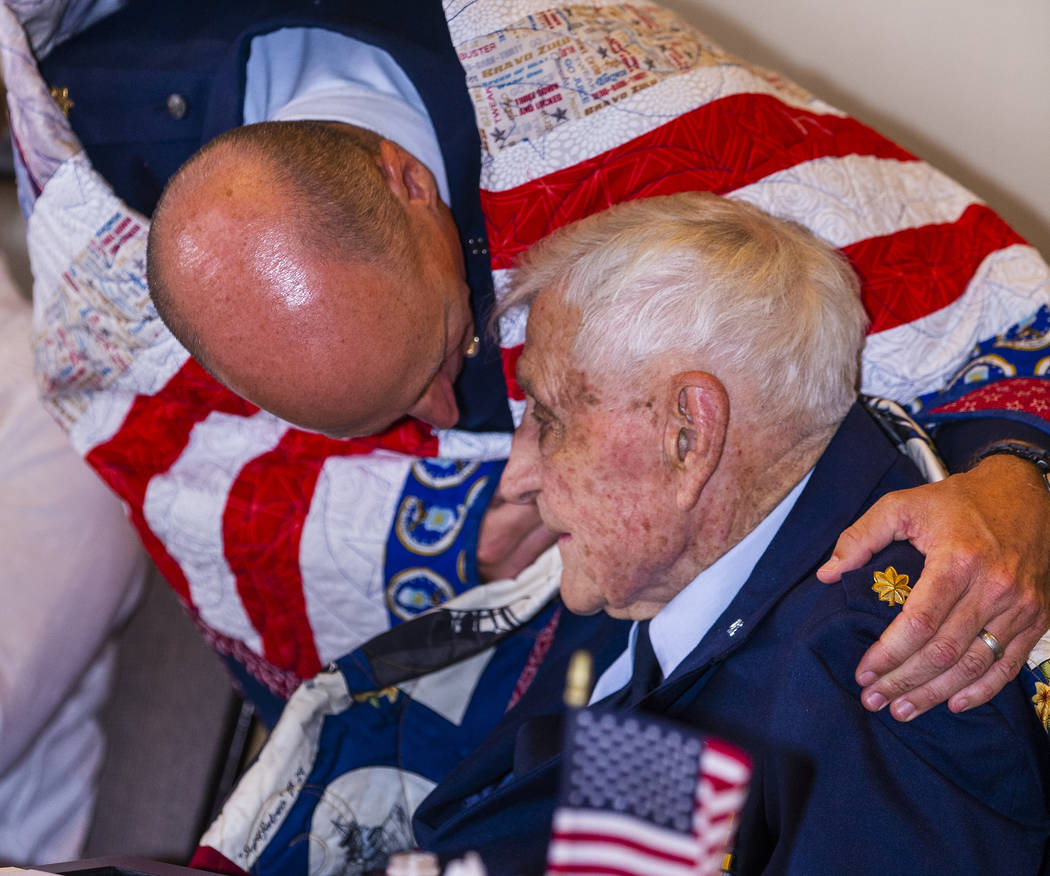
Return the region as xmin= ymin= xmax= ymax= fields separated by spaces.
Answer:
xmin=872 ymin=566 xmax=911 ymax=606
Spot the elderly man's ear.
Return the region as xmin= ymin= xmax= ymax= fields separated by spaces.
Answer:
xmin=377 ymin=139 xmax=439 ymax=207
xmin=666 ymin=372 xmax=729 ymax=512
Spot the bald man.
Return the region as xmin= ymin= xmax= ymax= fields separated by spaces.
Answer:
xmin=33 ymin=0 xmax=1050 ymax=726
xmin=148 ymin=125 xmax=474 ymax=437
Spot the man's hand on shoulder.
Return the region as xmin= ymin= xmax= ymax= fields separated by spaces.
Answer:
xmin=477 ymin=491 xmax=559 ymax=583
xmin=817 ymin=453 xmax=1050 ymax=721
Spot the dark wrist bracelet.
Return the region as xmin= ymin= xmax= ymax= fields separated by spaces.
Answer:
xmin=969 ymin=440 xmax=1050 ymax=494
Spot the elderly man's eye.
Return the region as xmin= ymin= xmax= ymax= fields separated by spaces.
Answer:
xmin=529 ymin=403 xmax=558 ymax=442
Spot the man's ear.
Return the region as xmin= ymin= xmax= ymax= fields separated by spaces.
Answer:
xmin=664 ymin=371 xmax=729 ymax=511
xmin=377 ymin=139 xmax=438 ymax=207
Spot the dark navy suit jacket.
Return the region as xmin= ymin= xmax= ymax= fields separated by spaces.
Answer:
xmin=413 ymin=404 xmax=1050 ymax=874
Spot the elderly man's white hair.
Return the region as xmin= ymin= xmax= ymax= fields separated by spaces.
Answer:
xmin=503 ymin=192 xmax=868 ymax=430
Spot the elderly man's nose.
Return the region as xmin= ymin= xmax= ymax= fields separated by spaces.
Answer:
xmin=501 ymin=423 xmax=541 ymax=503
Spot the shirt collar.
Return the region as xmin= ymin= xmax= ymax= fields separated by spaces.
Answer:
xmin=649 ymin=468 xmax=813 ymax=677
xmin=246 ymin=28 xmax=451 ymax=204
xmin=590 ymin=468 xmax=813 ymax=703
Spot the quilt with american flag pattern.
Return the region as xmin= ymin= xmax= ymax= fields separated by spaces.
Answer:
xmin=0 ymin=0 xmax=1047 ymax=714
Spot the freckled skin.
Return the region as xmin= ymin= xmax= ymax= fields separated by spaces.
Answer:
xmin=502 ymin=290 xmax=702 ymax=620
xmin=500 ymin=287 xmax=832 ymax=622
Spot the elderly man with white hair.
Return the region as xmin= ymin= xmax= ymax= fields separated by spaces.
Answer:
xmin=411 ymin=192 xmax=1050 ymax=874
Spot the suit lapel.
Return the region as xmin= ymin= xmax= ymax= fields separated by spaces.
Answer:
xmin=414 ymin=608 xmax=627 ymax=834
xmin=653 ymin=404 xmax=907 ymax=701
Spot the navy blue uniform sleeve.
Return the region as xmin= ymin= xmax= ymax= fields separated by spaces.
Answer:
xmin=931 ymin=415 xmax=1050 ymax=473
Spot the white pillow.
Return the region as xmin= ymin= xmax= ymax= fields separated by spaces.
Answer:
xmin=0 ymin=267 xmax=146 ymax=865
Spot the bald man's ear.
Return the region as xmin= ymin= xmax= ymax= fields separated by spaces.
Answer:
xmin=664 ymin=372 xmax=729 ymax=511
xmin=377 ymin=139 xmax=439 ymax=207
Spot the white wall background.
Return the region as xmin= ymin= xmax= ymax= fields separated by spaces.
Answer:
xmin=664 ymin=0 xmax=1050 ymax=258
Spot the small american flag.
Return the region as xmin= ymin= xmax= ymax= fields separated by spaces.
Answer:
xmin=546 ymin=709 xmax=751 ymax=876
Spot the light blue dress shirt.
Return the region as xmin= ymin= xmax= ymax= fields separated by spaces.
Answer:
xmin=243 ymin=27 xmax=451 ymax=205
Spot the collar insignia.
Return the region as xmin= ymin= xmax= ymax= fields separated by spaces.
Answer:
xmin=872 ymin=566 xmax=911 ymax=606
xmin=351 ymin=685 xmax=400 ymax=708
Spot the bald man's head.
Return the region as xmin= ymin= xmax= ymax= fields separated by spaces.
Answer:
xmin=146 ymin=121 xmax=476 ymax=437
